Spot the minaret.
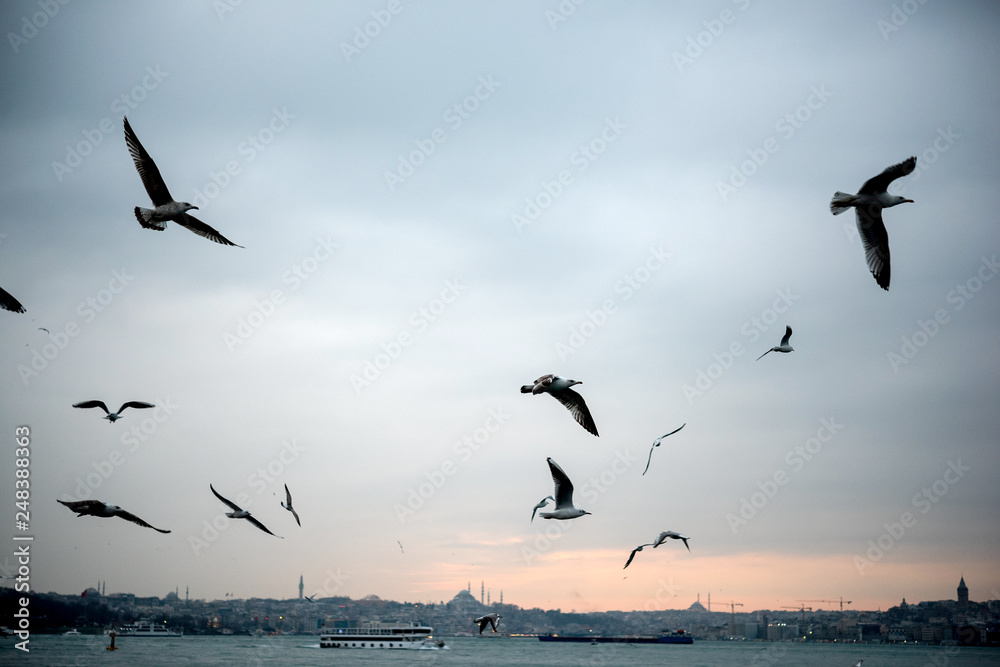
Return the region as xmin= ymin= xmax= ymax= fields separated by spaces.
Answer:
xmin=500 ymin=590 xmax=503 ymax=607
xmin=299 ymin=575 xmax=304 ymax=600
xmin=185 ymin=586 xmax=189 ymax=603
xmin=708 ymin=592 xmax=711 ymax=612
xmin=480 ymin=581 xmax=484 ymax=605
xmin=487 ymin=590 xmax=491 ymax=606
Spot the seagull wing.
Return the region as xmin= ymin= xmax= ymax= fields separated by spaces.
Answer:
xmin=680 ymin=536 xmax=691 ymax=552
xmin=488 ymin=615 xmax=499 ymax=632
xmin=855 ymin=206 xmax=891 ymax=290
xmin=644 ymin=423 xmax=686 ymax=475
xmin=117 ymin=401 xmax=155 ymax=414
xmin=652 ymin=531 xmax=671 ymax=547
xmin=756 ymin=348 xmax=773 ymax=361
xmin=290 ymin=507 xmax=301 ymax=527
xmin=210 ymin=484 xmax=243 ymax=512
xmin=642 ymin=442 xmax=656 ymax=476
xmin=114 ymin=508 xmax=170 ymax=533
xmin=124 ymin=116 xmax=174 ymax=206
xmin=859 ymin=157 xmax=917 ymax=195
xmin=73 ymin=400 xmax=110 ymax=415
xmin=284 ymin=484 xmax=293 ymax=507
xmin=58 ymin=499 xmax=104 ymax=515
xmin=245 ymin=514 xmax=282 ymax=538
xmin=780 ymin=326 xmax=792 ymax=347
xmin=0 ymin=286 xmax=25 ymax=313
xmin=530 ymin=496 xmax=554 ymax=522
xmin=547 ymin=458 xmax=575 ymax=509
xmin=551 ymin=387 xmax=599 ymax=436
xmin=174 ymin=212 xmax=243 ymax=247
xmin=624 ymin=544 xmax=653 ymax=569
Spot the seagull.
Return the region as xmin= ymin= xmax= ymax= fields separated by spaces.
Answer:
xmin=210 ymin=484 xmax=281 ymax=538
xmin=756 ymin=326 xmax=794 ymax=361
xmin=538 ymin=458 xmax=591 ymax=520
xmin=72 ymin=400 xmax=155 ymax=423
xmin=124 ymin=117 xmax=242 ymax=247
xmin=830 ymin=156 xmax=916 ymax=290
xmin=530 ymin=495 xmax=555 ymax=522
xmin=0 ymin=286 xmax=25 ymax=313
xmin=280 ymin=484 xmax=300 ymax=527
xmin=653 ymin=530 xmax=691 ymax=551
xmin=623 ymin=542 xmax=656 ymax=569
xmin=397 ymin=540 xmax=404 ymax=554
xmin=57 ymin=499 xmax=170 ymax=533
xmin=38 ymin=327 xmax=49 ymax=334
xmin=303 ymin=594 xmax=315 ymax=603
xmin=473 ymin=613 xmax=502 ymax=634
xmin=520 ymin=374 xmax=598 ymax=436
xmin=642 ymin=423 xmax=686 ymax=475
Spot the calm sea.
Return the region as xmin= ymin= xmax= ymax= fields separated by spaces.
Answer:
xmin=9 ymin=634 xmax=998 ymax=666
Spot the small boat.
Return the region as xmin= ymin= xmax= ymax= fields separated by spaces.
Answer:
xmin=62 ymin=629 xmax=82 ymax=636
xmin=320 ymin=621 xmax=446 ymax=650
xmin=117 ymin=619 xmax=183 ymax=637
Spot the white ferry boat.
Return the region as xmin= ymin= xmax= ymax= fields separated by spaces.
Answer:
xmin=320 ymin=621 xmax=445 ymax=650
xmin=116 ymin=619 xmax=183 ymax=638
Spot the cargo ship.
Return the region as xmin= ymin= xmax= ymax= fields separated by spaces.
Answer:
xmin=539 ymin=629 xmax=693 ymax=644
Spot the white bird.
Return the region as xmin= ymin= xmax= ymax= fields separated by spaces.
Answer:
xmin=530 ymin=495 xmax=555 ymax=522
xmin=474 ymin=613 xmax=502 ymax=634
xmin=281 ymin=484 xmax=300 ymax=527
xmin=642 ymin=423 xmax=686 ymax=475
xmin=653 ymin=530 xmax=691 ymax=551
xmin=538 ymin=458 xmax=591 ymax=520
xmin=210 ymin=484 xmax=281 ymax=538
xmin=830 ymin=156 xmax=916 ymax=290
xmin=623 ymin=542 xmax=656 ymax=569
xmin=0 ymin=286 xmax=25 ymax=313
xmin=756 ymin=326 xmax=794 ymax=361
xmin=57 ymin=499 xmax=170 ymax=533
xmin=72 ymin=400 xmax=155 ymax=423
xmin=521 ymin=374 xmax=598 ymax=436
xmin=124 ymin=117 xmax=242 ymax=247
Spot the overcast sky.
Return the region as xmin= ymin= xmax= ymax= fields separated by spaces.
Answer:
xmin=1 ymin=1 xmax=998 ymax=615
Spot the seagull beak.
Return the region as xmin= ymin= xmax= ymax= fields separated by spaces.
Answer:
xmin=903 ymin=199 xmax=914 ymax=203
xmin=191 ymin=205 xmax=200 ymax=210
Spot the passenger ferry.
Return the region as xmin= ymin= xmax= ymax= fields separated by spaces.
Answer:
xmin=320 ymin=621 xmax=445 ymax=650
xmin=116 ymin=619 xmax=183 ymax=637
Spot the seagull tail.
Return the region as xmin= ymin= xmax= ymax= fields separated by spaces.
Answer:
xmin=829 ymin=192 xmax=856 ymax=215
xmin=134 ymin=207 xmax=166 ymax=230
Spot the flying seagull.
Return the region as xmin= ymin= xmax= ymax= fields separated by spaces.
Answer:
xmin=530 ymin=495 xmax=555 ymax=522
xmin=72 ymin=400 xmax=155 ymax=423
xmin=397 ymin=540 xmax=404 ymax=554
xmin=474 ymin=613 xmax=502 ymax=634
xmin=538 ymin=458 xmax=591 ymax=520
xmin=0 ymin=286 xmax=25 ymax=313
xmin=830 ymin=156 xmax=916 ymax=290
xmin=520 ymin=374 xmax=598 ymax=436
xmin=642 ymin=423 xmax=686 ymax=475
xmin=124 ymin=116 xmax=242 ymax=247
xmin=57 ymin=499 xmax=170 ymax=533
xmin=210 ymin=484 xmax=282 ymax=538
xmin=623 ymin=542 xmax=656 ymax=569
xmin=281 ymin=484 xmax=300 ymax=527
xmin=303 ymin=594 xmax=315 ymax=603
xmin=653 ymin=530 xmax=691 ymax=552
xmin=756 ymin=326 xmax=794 ymax=361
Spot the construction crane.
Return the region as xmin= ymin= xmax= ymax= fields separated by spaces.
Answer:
xmin=798 ymin=598 xmax=852 ymax=633
xmin=781 ymin=605 xmax=812 ymax=624
xmin=715 ymin=601 xmax=744 ymax=636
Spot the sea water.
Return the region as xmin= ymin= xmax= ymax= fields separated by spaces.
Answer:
xmin=9 ymin=634 xmax=998 ymax=666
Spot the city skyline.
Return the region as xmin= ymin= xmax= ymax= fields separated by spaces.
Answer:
xmin=1 ymin=1 xmax=998 ymax=615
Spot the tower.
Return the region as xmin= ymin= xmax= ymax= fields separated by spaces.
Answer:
xmin=480 ymin=581 xmax=484 ymax=605
xmin=957 ymin=576 xmax=969 ymax=610
xmin=185 ymin=586 xmax=189 ymax=603
xmin=299 ymin=575 xmax=304 ymax=600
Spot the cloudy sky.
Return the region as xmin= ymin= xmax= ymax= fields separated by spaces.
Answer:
xmin=1 ymin=1 xmax=998 ymax=615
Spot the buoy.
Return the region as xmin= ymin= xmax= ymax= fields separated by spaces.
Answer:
xmin=107 ymin=630 xmax=118 ymax=650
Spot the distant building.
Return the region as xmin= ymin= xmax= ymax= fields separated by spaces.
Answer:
xmin=957 ymin=576 xmax=969 ymax=611
xmin=687 ymin=594 xmax=707 ymax=612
